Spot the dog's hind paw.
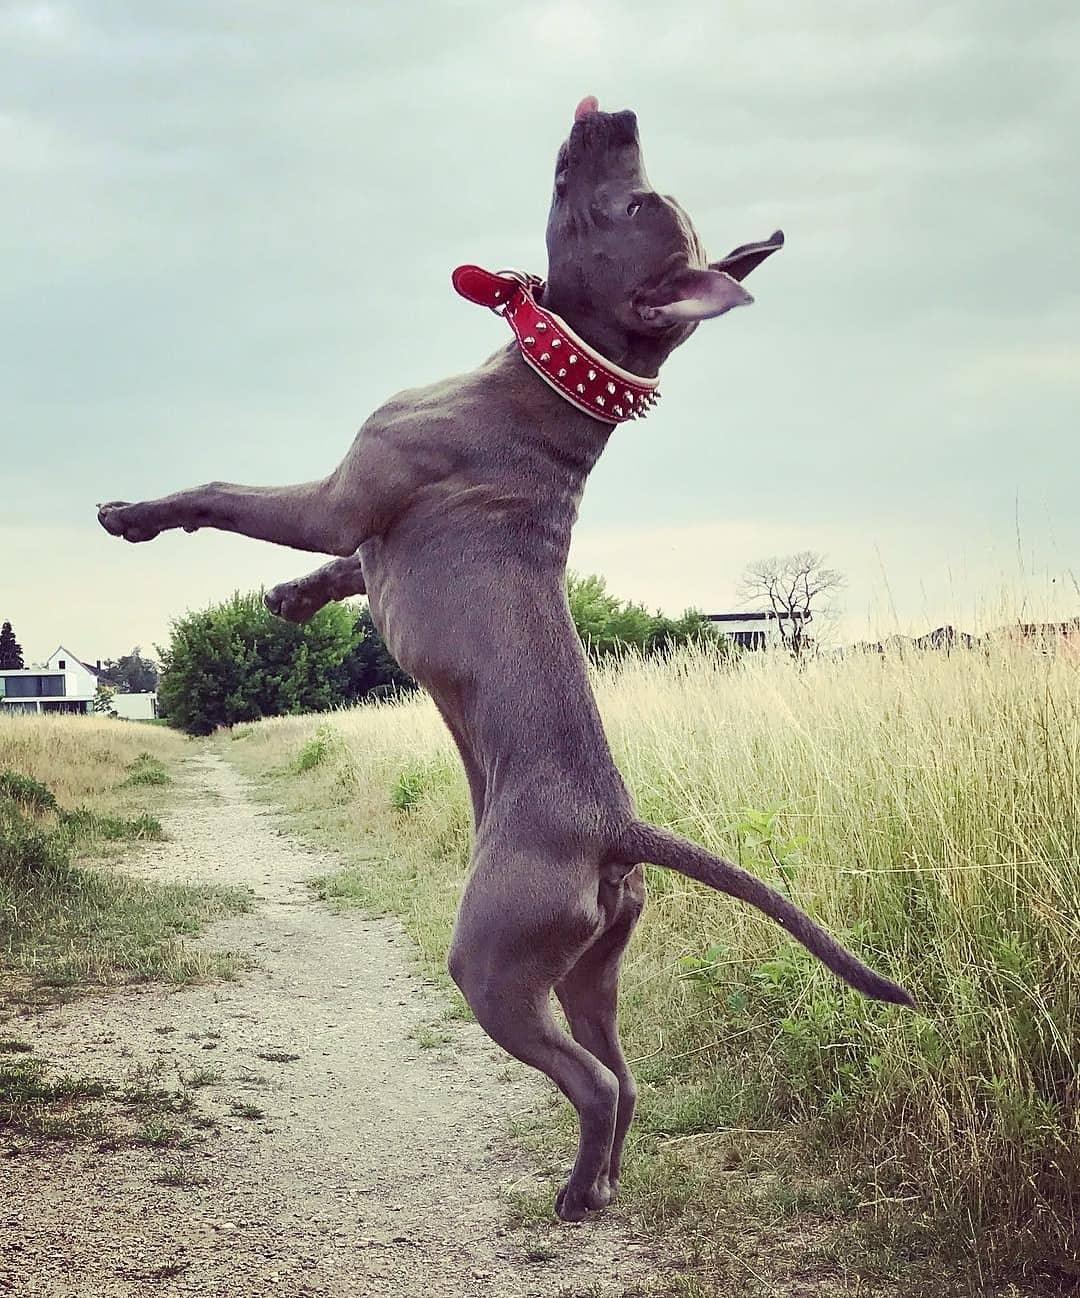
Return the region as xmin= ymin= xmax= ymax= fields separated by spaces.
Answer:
xmin=554 ymin=1174 xmax=613 ymax=1222
xmin=97 ymin=501 xmax=161 ymax=544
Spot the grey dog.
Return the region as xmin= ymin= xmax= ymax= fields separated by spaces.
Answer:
xmin=99 ymin=97 xmax=912 ymax=1222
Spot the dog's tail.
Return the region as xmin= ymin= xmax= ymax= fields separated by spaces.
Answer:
xmin=617 ymin=820 xmax=914 ymax=1008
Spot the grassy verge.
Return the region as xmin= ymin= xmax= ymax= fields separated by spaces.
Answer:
xmin=0 ymin=715 xmax=251 ymax=1141
xmin=0 ymin=716 xmax=250 ymax=996
xmin=223 ymin=642 xmax=1079 ymax=1295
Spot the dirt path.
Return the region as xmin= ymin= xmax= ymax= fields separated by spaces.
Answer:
xmin=2 ymin=753 xmax=665 ymax=1298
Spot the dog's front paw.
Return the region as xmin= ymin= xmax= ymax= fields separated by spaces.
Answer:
xmin=97 ymin=501 xmax=162 ymax=544
xmin=265 ymin=581 xmax=319 ymax=624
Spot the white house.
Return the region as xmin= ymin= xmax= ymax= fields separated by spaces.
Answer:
xmin=111 ymin=692 xmax=159 ymax=721
xmin=0 ymin=646 xmax=158 ymax=718
xmin=0 ymin=646 xmax=100 ymax=715
xmin=706 ymin=610 xmax=811 ymax=650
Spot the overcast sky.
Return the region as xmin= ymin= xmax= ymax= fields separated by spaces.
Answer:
xmin=2 ymin=0 xmax=1078 ymax=664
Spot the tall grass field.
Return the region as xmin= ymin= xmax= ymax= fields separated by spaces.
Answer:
xmin=229 ymin=640 xmax=1078 ymax=1287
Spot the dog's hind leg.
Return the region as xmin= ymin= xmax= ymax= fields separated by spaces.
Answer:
xmin=554 ymin=867 xmax=645 ymax=1203
xmin=265 ymin=553 xmax=366 ymax=623
xmin=449 ymin=869 xmax=618 ymax=1221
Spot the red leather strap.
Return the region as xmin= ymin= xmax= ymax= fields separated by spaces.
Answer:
xmin=451 ymin=265 xmax=525 ymax=311
xmin=451 ymin=264 xmax=659 ymax=425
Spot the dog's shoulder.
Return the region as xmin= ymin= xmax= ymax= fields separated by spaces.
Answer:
xmin=360 ymin=348 xmax=517 ymax=449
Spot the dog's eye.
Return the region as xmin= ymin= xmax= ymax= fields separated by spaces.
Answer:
xmin=626 ymin=200 xmax=642 ymax=218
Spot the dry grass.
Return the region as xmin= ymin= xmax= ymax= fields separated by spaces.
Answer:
xmin=0 ymin=713 xmax=188 ymax=817
xmin=224 ymin=639 xmax=1080 ymax=1291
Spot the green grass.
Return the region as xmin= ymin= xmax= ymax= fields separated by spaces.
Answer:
xmin=0 ymin=1050 xmax=215 ymax=1151
xmin=222 ymin=639 xmax=1080 ymax=1293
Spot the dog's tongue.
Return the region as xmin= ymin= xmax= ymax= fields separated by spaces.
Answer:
xmin=574 ymin=95 xmax=599 ymax=122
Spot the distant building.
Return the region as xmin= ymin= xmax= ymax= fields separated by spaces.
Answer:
xmin=0 ymin=645 xmax=158 ymax=718
xmin=705 ymin=610 xmax=811 ymax=651
xmin=111 ymin=692 xmax=159 ymax=721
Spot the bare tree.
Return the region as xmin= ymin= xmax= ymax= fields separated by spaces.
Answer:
xmin=738 ymin=551 xmax=845 ymax=657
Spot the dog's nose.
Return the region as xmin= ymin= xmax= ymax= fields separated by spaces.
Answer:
xmin=609 ymin=110 xmax=638 ymax=144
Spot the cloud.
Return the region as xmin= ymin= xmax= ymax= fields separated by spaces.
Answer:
xmin=1 ymin=0 xmax=1077 ymax=658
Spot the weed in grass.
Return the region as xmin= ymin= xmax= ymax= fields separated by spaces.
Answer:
xmin=156 ymin=1159 xmax=209 ymax=1189
xmin=182 ymin=1067 xmax=224 ymax=1088
xmin=0 ymin=1056 xmax=111 ymax=1141
xmin=59 ymin=806 xmax=165 ymax=842
xmin=123 ymin=753 xmax=171 ymax=788
xmin=0 ymin=770 xmax=59 ymax=815
xmin=295 ymin=724 xmax=336 ymax=773
xmin=257 ymin=1050 xmax=300 ymax=1063
xmin=390 ymin=762 xmax=428 ymax=811
xmin=503 ymin=1186 xmax=556 ymax=1227
xmin=523 ymin=1243 xmax=559 ymax=1263
xmin=413 ymin=1025 xmax=452 ymax=1050
xmin=230 ymin=1102 xmax=266 ymax=1120
xmin=133 ymin=1118 xmax=181 ymax=1147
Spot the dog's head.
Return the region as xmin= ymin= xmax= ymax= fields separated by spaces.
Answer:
xmin=545 ymin=97 xmax=782 ymax=364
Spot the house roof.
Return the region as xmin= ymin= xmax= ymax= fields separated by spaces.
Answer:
xmin=46 ymin=646 xmax=100 ymax=678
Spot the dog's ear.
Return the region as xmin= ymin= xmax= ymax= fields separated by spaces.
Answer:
xmin=635 ymin=268 xmax=753 ymax=326
xmin=710 ymin=229 xmax=784 ymax=282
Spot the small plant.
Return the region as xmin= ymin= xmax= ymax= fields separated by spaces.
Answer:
xmin=156 ymin=1160 xmax=209 ymax=1189
xmin=295 ymin=724 xmax=336 ymax=773
xmin=0 ymin=769 xmax=59 ymax=815
xmin=230 ymin=1102 xmax=266 ymax=1121
xmin=413 ymin=1025 xmax=453 ymax=1050
xmin=730 ymin=805 xmax=806 ymax=897
xmin=60 ymin=807 xmax=165 ymax=842
xmin=182 ymin=1067 xmax=223 ymax=1089
xmin=133 ymin=1118 xmax=182 ymax=1147
xmin=123 ymin=752 xmax=171 ymax=787
xmin=390 ymin=761 xmax=429 ymax=811
xmin=257 ymin=1050 xmax=300 ymax=1063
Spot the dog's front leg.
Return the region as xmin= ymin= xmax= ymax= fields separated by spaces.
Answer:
xmin=97 ymin=414 xmax=436 ymax=557
xmin=264 ymin=553 xmax=366 ymax=623
xmin=97 ymin=473 xmax=362 ymax=557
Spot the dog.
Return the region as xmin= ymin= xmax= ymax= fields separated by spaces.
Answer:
xmin=99 ymin=96 xmax=912 ymax=1222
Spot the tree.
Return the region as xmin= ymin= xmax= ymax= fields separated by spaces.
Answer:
xmin=566 ymin=572 xmax=721 ymax=660
xmin=98 ymin=648 xmax=159 ymax=694
xmin=0 ymin=621 xmax=24 ymax=670
xmin=93 ymin=683 xmax=118 ymax=717
xmin=156 ymin=592 xmax=363 ymax=735
xmin=738 ymin=551 xmax=844 ymax=657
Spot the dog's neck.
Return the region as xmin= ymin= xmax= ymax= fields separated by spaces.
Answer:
xmin=487 ymin=343 xmax=616 ymax=472
xmin=538 ymin=282 xmax=687 ymax=380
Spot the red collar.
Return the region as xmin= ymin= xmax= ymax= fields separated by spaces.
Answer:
xmin=452 ymin=265 xmax=660 ymax=425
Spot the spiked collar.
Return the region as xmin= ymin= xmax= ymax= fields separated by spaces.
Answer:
xmin=452 ymin=265 xmax=660 ymax=425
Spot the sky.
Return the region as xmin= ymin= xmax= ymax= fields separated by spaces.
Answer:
xmin=2 ymin=0 xmax=1078 ymax=664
